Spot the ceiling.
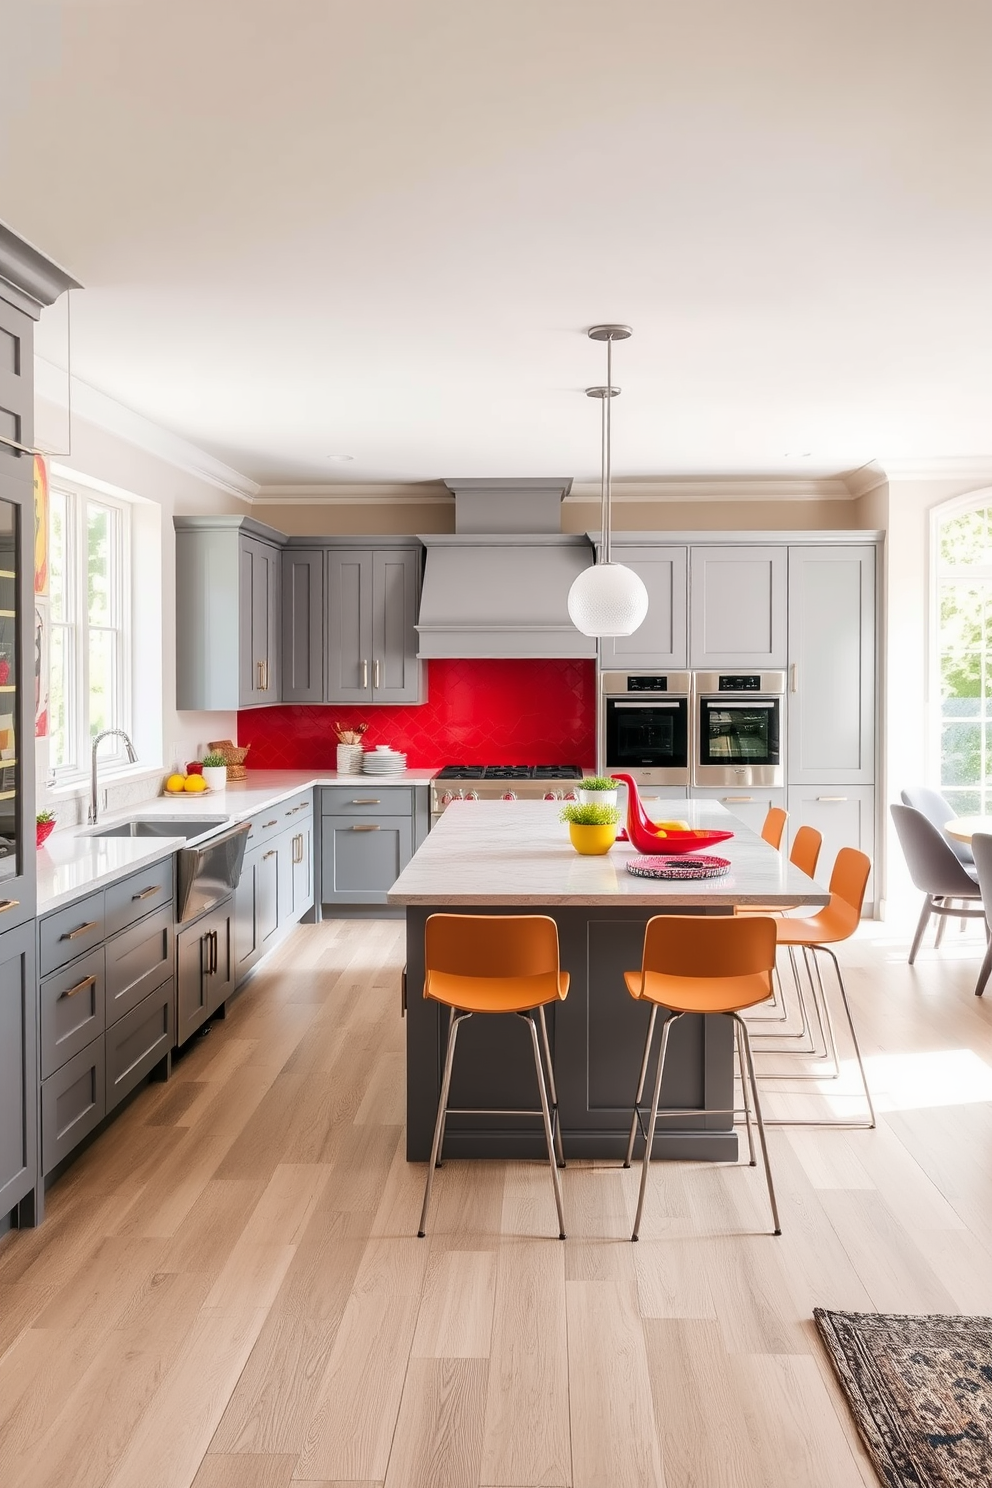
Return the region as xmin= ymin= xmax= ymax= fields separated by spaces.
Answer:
xmin=3 ymin=0 xmax=992 ymax=488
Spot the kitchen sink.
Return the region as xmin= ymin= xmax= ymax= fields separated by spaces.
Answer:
xmin=88 ymin=817 xmax=228 ymax=841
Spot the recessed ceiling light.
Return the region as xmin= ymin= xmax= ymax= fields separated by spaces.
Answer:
xmin=324 ymin=453 xmax=355 ymax=462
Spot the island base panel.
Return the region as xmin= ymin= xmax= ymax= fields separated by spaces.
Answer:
xmin=405 ymin=905 xmax=739 ymax=1163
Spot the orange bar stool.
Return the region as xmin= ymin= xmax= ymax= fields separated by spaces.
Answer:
xmin=418 ymin=913 xmax=569 ymax=1241
xmin=623 ymin=914 xmax=781 ymax=1240
xmin=771 ymin=847 xmax=876 ymax=1129
xmin=739 ymin=824 xmax=827 ymax=1049
xmin=761 ymin=805 xmax=789 ymax=850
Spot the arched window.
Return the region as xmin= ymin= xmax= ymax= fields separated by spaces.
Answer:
xmin=935 ymin=494 xmax=992 ymax=815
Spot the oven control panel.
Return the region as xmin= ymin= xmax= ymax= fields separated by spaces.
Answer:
xmin=626 ymin=675 xmax=668 ymax=692
xmin=717 ymin=674 xmax=762 ymax=691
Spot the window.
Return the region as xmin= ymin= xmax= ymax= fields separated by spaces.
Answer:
xmin=935 ymin=499 xmax=992 ymax=815
xmin=49 ymin=483 xmax=131 ymax=779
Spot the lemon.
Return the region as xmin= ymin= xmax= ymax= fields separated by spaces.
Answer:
xmin=656 ymin=819 xmax=690 ymax=831
xmin=184 ymin=774 xmax=208 ymax=792
xmin=166 ymin=773 xmax=186 ymax=793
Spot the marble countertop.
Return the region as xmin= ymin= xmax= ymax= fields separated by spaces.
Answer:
xmin=387 ymin=798 xmax=831 ymax=908
xmin=38 ymin=768 xmax=437 ymax=913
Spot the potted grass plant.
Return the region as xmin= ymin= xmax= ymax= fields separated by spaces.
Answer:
xmin=200 ymin=752 xmax=228 ymax=791
xmin=577 ymin=775 xmax=619 ymax=807
xmin=560 ymin=800 xmax=621 ymax=855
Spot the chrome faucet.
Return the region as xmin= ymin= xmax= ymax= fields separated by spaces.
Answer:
xmin=89 ymin=729 xmax=138 ymax=824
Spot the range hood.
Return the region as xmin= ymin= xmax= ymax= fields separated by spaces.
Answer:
xmin=416 ymin=480 xmax=596 ymax=660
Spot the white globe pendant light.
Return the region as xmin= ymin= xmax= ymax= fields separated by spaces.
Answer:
xmin=567 ymin=325 xmax=649 ymax=638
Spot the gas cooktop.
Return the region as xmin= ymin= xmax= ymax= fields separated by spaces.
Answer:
xmin=434 ymin=764 xmax=583 ymax=781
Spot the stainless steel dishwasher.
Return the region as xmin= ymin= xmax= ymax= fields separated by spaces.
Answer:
xmin=176 ymin=821 xmax=251 ymax=923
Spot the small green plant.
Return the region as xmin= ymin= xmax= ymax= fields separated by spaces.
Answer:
xmin=578 ymin=776 xmax=617 ymax=791
xmin=559 ymin=802 xmax=621 ymax=826
xmin=201 ymin=752 xmax=227 ymax=769
xmin=36 ymin=808 xmax=56 ymax=824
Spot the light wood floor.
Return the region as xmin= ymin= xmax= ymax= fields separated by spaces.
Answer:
xmin=3 ymin=910 xmax=992 ymax=1488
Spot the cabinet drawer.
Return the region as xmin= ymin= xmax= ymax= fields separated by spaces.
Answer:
xmin=105 ymin=856 xmax=175 ymax=938
xmin=106 ymin=978 xmax=173 ymax=1113
xmin=321 ymin=786 xmax=413 ymax=817
xmin=321 ymin=813 xmax=413 ymax=904
xmin=39 ymin=891 xmax=105 ymax=976
xmin=244 ymin=806 xmax=288 ymax=848
xmin=275 ymin=790 xmax=313 ymax=825
xmin=42 ymin=1037 xmax=106 ymax=1175
xmin=40 ymin=947 xmax=106 ymax=1080
xmin=105 ymin=901 xmax=175 ymax=1025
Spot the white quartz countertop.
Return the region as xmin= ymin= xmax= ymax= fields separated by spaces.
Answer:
xmin=387 ymin=798 xmax=831 ymax=908
xmin=37 ymin=768 xmax=436 ymax=913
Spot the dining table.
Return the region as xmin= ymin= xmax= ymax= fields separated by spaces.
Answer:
xmin=945 ymin=815 xmax=992 ymax=844
xmin=389 ymin=797 xmax=828 ymax=1165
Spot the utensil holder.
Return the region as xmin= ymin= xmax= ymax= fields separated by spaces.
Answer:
xmin=337 ymin=743 xmax=364 ymax=775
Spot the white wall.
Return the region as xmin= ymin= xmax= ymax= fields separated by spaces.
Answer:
xmin=36 ymin=402 xmax=245 ymax=824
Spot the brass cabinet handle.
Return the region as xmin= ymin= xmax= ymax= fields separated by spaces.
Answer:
xmin=62 ymin=974 xmax=97 ymax=1000
xmin=0 ymin=898 xmax=19 ymax=913
xmin=790 ymin=663 xmax=798 ymax=693
xmin=722 ymin=796 xmax=754 ymax=803
xmin=352 ymin=798 xmax=381 ymax=805
xmin=262 ymin=848 xmax=278 ymax=859
xmin=352 ymin=823 xmax=380 ymax=832
xmin=61 ymin=920 xmax=99 ymax=941
xmin=263 ymin=819 xmax=278 ymax=828
xmin=292 ymin=833 xmax=303 ymax=864
xmin=211 ymin=929 xmax=219 ymax=974
xmin=132 ymin=885 xmax=159 ymax=901
xmin=362 ymin=658 xmax=368 ymax=689
xmin=817 ymin=795 xmax=849 ymax=802
xmin=373 ymin=658 xmax=380 ymax=689
xmin=257 ymin=660 xmax=264 ymax=690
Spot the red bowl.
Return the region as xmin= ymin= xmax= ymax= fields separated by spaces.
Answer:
xmin=634 ymin=828 xmax=734 ymax=856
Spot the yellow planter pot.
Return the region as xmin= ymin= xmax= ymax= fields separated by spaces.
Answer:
xmin=568 ymin=822 xmax=617 ymax=856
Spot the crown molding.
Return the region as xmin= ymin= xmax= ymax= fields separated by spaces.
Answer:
xmin=880 ymin=456 xmax=992 ymax=482
xmin=839 ymin=461 xmax=888 ymax=498
xmin=254 ymin=482 xmax=451 ymax=505
xmin=34 ymin=357 xmax=259 ymax=503
xmin=0 ymin=218 xmax=80 ymax=319
xmin=565 ymin=477 xmax=856 ymax=503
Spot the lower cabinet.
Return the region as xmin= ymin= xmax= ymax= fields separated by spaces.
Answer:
xmin=0 ymin=923 xmax=38 ymax=1219
xmin=42 ymin=1038 xmax=106 ymax=1175
xmin=786 ymin=785 xmax=875 ymax=897
xmin=176 ymin=898 xmax=235 ymax=1045
xmin=691 ymin=786 xmax=787 ymax=839
xmin=106 ymin=978 xmax=173 ymax=1113
xmin=233 ymin=793 xmax=316 ymax=987
xmin=321 ymin=815 xmax=413 ymax=904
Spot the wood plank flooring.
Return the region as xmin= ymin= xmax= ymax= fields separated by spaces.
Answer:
xmin=3 ymin=909 xmax=992 ymax=1487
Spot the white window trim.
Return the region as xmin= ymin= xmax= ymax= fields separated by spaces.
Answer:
xmin=50 ymin=477 xmax=134 ymax=787
xmin=928 ymin=483 xmax=992 ymax=793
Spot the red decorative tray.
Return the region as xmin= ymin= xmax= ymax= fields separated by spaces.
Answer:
xmin=631 ymin=828 xmax=733 ymax=856
xmin=627 ymin=854 xmax=731 ymax=880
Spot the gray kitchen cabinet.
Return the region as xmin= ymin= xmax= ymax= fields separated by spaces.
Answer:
xmin=321 ymin=814 xmax=413 ymax=905
xmin=232 ymin=792 xmax=315 ymax=985
xmin=176 ymin=897 xmax=234 ymax=1045
xmin=281 ymin=548 xmax=324 ymax=703
xmin=42 ymin=1037 xmax=104 ymax=1177
xmin=598 ymin=543 xmax=688 ymax=669
xmin=786 ymin=785 xmax=875 ymax=901
xmin=174 ymin=516 xmax=285 ymax=710
xmin=289 ymin=819 xmax=313 ymax=919
xmin=0 ymin=923 xmax=38 ymax=1220
xmin=106 ymin=979 xmax=173 ymax=1113
xmin=690 ymin=785 xmax=787 ymax=839
xmin=689 ymin=545 xmax=788 ymax=670
xmin=325 ymin=540 xmax=425 ymax=705
xmin=787 ymin=545 xmax=876 ymax=785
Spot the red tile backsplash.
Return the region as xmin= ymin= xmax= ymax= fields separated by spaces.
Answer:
xmin=238 ymin=658 xmax=597 ymax=769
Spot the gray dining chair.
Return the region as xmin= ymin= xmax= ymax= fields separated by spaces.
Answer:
xmin=900 ymin=785 xmax=974 ymax=866
xmin=890 ymin=804 xmax=984 ymax=963
xmin=969 ymin=832 xmax=992 ymax=996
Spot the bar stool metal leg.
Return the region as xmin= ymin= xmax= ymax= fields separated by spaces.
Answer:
xmin=631 ymin=1011 xmax=680 ymax=1241
xmin=418 ymin=1007 xmax=469 ymax=1238
xmin=624 ymin=1003 xmax=659 ymax=1168
xmin=536 ymin=1004 xmax=566 ymax=1168
xmin=733 ymin=1014 xmax=782 ymax=1236
xmin=819 ymin=946 xmax=877 ymax=1129
xmin=735 ymin=1019 xmax=756 ymax=1167
xmin=521 ymin=1012 xmax=567 ymax=1239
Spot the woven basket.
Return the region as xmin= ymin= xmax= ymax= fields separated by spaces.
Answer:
xmin=208 ymin=740 xmax=250 ymax=781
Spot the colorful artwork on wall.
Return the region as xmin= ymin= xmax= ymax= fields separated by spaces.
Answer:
xmin=33 ymin=454 xmax=49 ymax=597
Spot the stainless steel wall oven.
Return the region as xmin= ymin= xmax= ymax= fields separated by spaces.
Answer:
xmin=692 ymin=671 xmax=785 ymax=788
xmin=600 ymin=671 xmax=691 ymax=787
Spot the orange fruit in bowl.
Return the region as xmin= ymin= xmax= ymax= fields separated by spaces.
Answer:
xmin=166 ymin=773 xmax=186 ymax=792
xmin=184 ymin=774 xmax=208 ymax=793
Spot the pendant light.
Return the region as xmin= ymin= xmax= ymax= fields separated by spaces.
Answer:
xmin=567 ymin=324 xmax=649 ymax=637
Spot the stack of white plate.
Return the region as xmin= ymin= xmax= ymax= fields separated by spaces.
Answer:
xmin=363 ymin=746 xmax=407 ymax=773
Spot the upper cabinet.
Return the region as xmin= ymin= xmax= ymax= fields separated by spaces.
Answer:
xmin=787 ymin=545 xmax=876 ymax=784
xmin=281 ymin=548 xmax=324 ymax=704
xmin=689 ymin=545 xmax=788 ymax=670
xmin=598 ymin=544 xmax=688 ymax=670
xmin=175 ymin=517 xmax=285 ymax=710
xmin=325 ymin=541 xmax=425 ymax=705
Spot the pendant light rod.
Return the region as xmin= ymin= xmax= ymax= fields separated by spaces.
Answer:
xmin=586 ymin=324 xmax=631 ymax=565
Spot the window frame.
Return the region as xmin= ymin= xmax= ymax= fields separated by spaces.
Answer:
xmin=48 ymin=478 xmax=133 ymax=785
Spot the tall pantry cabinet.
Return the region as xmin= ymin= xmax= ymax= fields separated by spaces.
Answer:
xmin=0 ymin=226 xmax=78 ymax=1228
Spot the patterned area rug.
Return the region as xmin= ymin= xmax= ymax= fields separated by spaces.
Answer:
xmin=815 ymin=1309 xmax=992 ymax=1487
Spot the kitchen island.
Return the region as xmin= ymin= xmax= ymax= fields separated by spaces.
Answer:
xmin=389 ymin=798 xmax=829 ymax=1163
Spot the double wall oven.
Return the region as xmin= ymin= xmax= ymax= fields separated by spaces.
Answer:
xmin=599 ymin=669 xmax=785 ymax=790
